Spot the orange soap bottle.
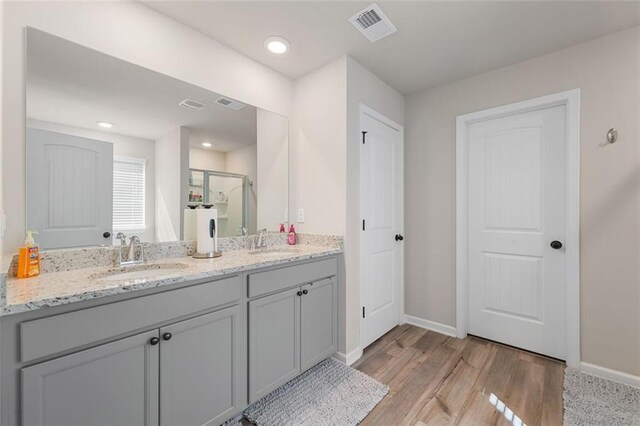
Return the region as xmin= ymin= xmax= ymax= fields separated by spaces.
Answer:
xmin=17 ymin=230 xmax=40 ymax=279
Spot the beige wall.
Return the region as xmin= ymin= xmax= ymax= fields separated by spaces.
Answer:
xmin=292 ymin=57 xmax=348 ymax=236
xmin=291 ymin=55 xmax=405 ymax=356
xmin=405 ymin=27 xmax=640 ymax=376
xmin=155 ymin=127 xmax=189 ymax=242
xmin=257 ymin=110 xmax=289 ymax=232
xmin=227 ymin=144 xmax=258 ymax=235
xmin=189 ymin=147 xmax=226 ymax=172
xmin=1 ymin=1 xmax=293 ymax=253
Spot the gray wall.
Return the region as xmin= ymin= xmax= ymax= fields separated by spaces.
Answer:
xmin=405 ymin=26 xmax=639 ymax=376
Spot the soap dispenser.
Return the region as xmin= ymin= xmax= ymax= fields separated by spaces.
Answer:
xmin=288 ymin=225 xmax=297 ymax=245
xmin=17 ymin=230 xmax=40 ymax=278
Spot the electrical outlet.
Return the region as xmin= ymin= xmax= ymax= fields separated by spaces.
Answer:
xmin=297 ymin=208 xmax=305 ymax=223
xmin=284 ymin=209 xmax=289 ymax=223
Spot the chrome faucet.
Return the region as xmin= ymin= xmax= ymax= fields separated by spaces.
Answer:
xmin=118 ymin=235 xmax=145 ymax=266
xmin=115 ymin=232 xmax=127 ymax=246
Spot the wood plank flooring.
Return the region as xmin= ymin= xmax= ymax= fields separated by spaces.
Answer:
xmin=354 ymin=324 xmax=565 ymax=426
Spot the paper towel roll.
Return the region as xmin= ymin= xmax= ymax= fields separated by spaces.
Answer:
xmin=196 ymin=208 xmax=218 ymax=254
xmin=183 ymin=209 xmax=197 ymax=241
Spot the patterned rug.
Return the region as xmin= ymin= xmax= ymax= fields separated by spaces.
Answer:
xmin=242 ymin=358 xmax=388 ymax=426
xmin=564 ymin=368 xmax=640 ymax=426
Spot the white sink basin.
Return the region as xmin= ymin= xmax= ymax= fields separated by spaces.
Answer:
xmin=92 ymin=263 xmax=189 ymax=282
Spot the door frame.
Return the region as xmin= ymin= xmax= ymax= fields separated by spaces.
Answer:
xmin=455 ymin=89 xmax=581 ymax=367
xmin=359 ymin=104 xmax=404 ymax=351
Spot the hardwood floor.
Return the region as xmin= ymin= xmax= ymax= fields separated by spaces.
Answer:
xmin=354 ymin=324 xmax=565 ymax=426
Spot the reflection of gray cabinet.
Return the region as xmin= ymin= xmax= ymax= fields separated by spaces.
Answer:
xmin=22 ymin=330 xmax=160 ymax=426
xmin=248 ymin=277 xmax=337 ymax=403
xmin=160 ymin=306 xmax=242 ymax=426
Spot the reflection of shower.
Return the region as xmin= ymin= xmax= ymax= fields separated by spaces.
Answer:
xmin=189 ymin=168 xmax=249 ymax=237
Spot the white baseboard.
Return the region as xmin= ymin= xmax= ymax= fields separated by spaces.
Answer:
xmin=333 ymin=347 xmax=363 ymax=366
xmin=580 ymin=362 xmax=640 ymax=388
xmin=403 ymin=314 xmax=458 ymax=337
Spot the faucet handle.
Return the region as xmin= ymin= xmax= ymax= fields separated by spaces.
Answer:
xmin=115 ymin=232 xmax=127 ymax=245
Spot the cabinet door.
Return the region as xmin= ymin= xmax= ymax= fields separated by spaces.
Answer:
xmin=248 ymin=287 xmax=301 ymax=403
xmin=22 ymin=330 xmax=159 ymax=426
xmin=301 ymin=277 xmax=338 ymax=371
xmin=159 ymin=305 xmax=243 ymax=426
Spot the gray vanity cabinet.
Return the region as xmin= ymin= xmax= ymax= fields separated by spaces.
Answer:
xmin=248 ymin=287 xmax=301 ymax=403
xmin=160 ymin=305 xmax=242 ymax=426
xmin=248 ymin=274 xmax=337 ymax=403
xmin=300 ymin=278 xmax=338 ymax=371
xmin=22 ymin=330 xmax=160 ymax=426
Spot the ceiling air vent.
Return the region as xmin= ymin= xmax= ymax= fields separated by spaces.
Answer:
xmin=179 ymin=99 xmax=206 ymax=110
xmin=349 ymin=4 xmax=397 ymax=43
xmin=216 ymin=97 xmax=246 ymax=111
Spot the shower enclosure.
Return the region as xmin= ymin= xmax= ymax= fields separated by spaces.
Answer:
xmin=188 ymin=169 xmax=249 ymax=237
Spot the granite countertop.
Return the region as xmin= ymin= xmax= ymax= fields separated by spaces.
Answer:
xmin=1 ymin=245 xmax=341 ymax=316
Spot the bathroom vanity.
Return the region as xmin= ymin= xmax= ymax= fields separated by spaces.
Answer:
xmin=0 ymin=25 xmax=340 ymax=426
xmin=0 ymin=246 xmax=339 ymax=426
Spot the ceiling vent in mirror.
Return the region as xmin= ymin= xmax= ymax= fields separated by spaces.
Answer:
xmin=179 ymin=99 xmax=206 ymax=110
xmin=216 ymin=97 xmax=246 ymax=111
xmin=349 ymin=4 xmax=397 ymax=43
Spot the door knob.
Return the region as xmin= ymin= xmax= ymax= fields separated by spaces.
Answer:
xmin=149 ymin=337 xmax=160 ymax=346
xmin=297 ymin=290 xmax=303 ymax=296
xmin=162 ymin=332 xmax=172 ymax=341
xmin=395 ymin=234 xmax=404 ymax=242
xmin=302 ymin=289 xmax=308 ymax=295
xmin=550 ymin=240 xmax=563 ymax=250
xmin=103 ymin=232 xmax=111 ymax=238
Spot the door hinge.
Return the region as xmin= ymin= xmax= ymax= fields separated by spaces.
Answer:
xmin=362 ymin=306 xmax=366 ymax=318
xmin=362 ymin=219 xmax=366 ymax=231
xmin=362 ymin=131 xmax=368 ymax=144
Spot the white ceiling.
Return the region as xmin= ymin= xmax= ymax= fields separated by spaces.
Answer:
xmin=27 ymin=28 xmax=257 ymax=152
xmin=144 ymin=1 xmax=640 ymax=95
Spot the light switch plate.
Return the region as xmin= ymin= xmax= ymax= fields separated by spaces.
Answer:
xmin=297 ymin=208 xmax=305 ymax=223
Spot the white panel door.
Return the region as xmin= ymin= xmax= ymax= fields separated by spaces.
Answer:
xmin=361 ymin=109 xmax=403 ymax=348
xmin=27 ymin=128 xmax=113 ymax=249
xmin=467 ymin=105 xmax=566 ymax=359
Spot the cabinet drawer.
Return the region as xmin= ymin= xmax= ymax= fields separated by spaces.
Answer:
xmin=21 ymin=275 xmax=240 ymax=363
xmin=247 ymin=257 xmax=337 ymax=299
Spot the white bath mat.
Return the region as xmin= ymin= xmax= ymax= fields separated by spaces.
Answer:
xmin=243 ymin=358 xmax=388 ymax=426
xmin=564 ymin=368 xmax=640 ymax=426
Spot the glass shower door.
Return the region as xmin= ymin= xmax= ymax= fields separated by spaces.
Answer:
xmin=207 ymin=172 xmax=247 ymax=237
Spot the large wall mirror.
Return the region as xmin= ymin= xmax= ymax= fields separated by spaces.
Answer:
xmin=26 ymin=28 xmax=289 ymax=250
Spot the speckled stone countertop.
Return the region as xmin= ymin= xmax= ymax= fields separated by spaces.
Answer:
xmin=1 ymin=244 xmax=341 ymax=316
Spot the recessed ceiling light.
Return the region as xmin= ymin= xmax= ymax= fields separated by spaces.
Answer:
xmin=264 ymin=36 xmax=290 ymax=54
xmin=202 ymin=142 xmax=212 ymax=148
xmin=96 ymin=121 xmax=114 ymax=129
